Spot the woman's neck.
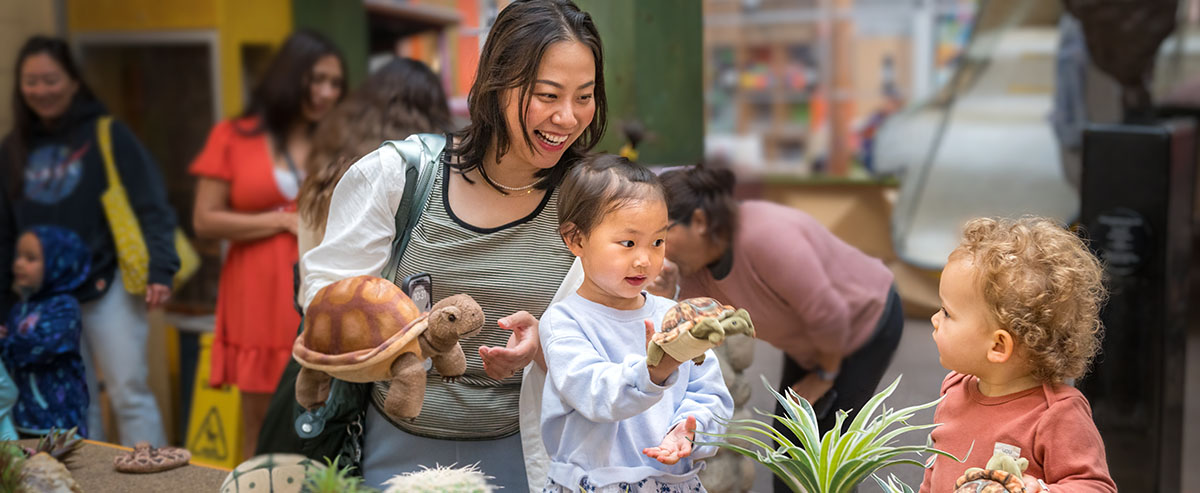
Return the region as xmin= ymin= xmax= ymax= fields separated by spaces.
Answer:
xmin=482 ymin=147 xmax=539 ymax=189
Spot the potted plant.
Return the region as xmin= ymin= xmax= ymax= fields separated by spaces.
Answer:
xmin=700 ymin=376 xmax=960 ymax=493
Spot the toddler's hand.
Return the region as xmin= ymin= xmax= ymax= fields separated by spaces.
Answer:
xmin=643 ymin=415 xmax=696 ymax=465
xmin=1023 ymin=475 xmax=1048 ymax=491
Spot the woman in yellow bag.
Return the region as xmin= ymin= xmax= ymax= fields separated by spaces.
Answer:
xmin=190 ymin=30 xmax=346 ymax=460
xmin=0 ymin=36 xmax=178 ymax=446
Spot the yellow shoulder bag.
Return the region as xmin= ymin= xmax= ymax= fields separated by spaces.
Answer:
xmin=96 ymin=116 xmax=200 ymax=294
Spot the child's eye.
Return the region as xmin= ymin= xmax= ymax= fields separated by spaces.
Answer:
xmin=939 ymin=307 xmax=949 ymax=318
xmin=618 ymin=240 xmax=634 ymax=248
xmin=653 ymin=239 xmax=664 ymax=247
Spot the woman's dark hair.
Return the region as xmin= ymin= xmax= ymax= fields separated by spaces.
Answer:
xmin=238 ymin=29 xmax=346 ymax=150
xmin=299 ymin=57 xmax=452 ymax=232
xmin=659 ymin=163 xmax=739 ymax=244
xmin=558 ymin=154 xmax=664 ymax=244
xmin=6 ymin=36 xmax=98 ymax=195
xmin=454 ymin=0 xmax=607 ymax=193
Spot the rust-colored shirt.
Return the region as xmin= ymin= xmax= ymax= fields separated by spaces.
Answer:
xmin=919 ymin=372 xmax=1117 ymax=493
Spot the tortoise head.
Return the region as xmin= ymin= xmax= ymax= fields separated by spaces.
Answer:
xmin=426 ymin=294 xmax=485 ymax=345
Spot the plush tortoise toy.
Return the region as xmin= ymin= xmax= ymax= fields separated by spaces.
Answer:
xmin=293 ymin=275 xmax=484 ymax=421
xmin=954 ymin=451 xmax=1029 ymax=493
xmin=647 ymin=297 xmax=755 ymax=366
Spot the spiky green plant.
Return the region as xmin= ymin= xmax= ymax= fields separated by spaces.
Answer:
xmin=302 ymin=457 xmax=378 ymax=493
xmin=872 ymin=473 xmax=916 ymax=493
xmin=0 ymin=442 xmax=26 ymax=491
xmin=22 ymin=427 xmax=82 ymax=465
xmin=698 ymin=375 xmax=960 ymax=493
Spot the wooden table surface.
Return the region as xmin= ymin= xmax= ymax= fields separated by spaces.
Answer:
xmin=18 ymin=439 xmax=228 ymax=492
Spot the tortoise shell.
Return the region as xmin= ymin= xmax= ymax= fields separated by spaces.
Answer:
xmin=954 ymin=469 xmax=1026 ymax=493
xmin=220 ymin=454 xmax=325 ymax=493
xmin=659 ymin=297 xmax=737 ymax=343
xmin=294 ymin=276 xmax=429 ymax=378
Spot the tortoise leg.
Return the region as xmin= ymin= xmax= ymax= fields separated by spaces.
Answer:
xmin=698 ymin=318 xmax=726 ymax=344
xmin=384 ymin=352 xmax=427 ymax=420
xmin=430 ymin=345 xmax=467 ymax=382
xmin=296 ymin=367 xmax=332 ymax=410
xmin=646 ymin=336 xmax=666 ymax=366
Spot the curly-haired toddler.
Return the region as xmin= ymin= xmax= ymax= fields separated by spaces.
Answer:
xmin=919 ymin=217 xmax=1116 ymax=493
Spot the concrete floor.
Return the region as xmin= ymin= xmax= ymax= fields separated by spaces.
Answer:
xmin=741 ymin=318 xmax=1200 ymax=492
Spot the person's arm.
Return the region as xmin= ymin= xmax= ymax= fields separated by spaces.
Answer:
xmin=192 ymin=177 xmax=296 ymax=242
xmin=540 ymin=312 xmax=676 ymax=423
xmin=667 ymin=348 xmax=734 ymax=460
xmin=3 ymin=298 xmax=82 ymax=366
xmin=1030 ymin=396 xmax=1117 ymax=493
xmin=299 ymin=148 xmax=405 ymax=310
xmin=0 ymin=172 xmax=17 ymax=315
xmin=109 ymin=121 xmax=179 ymax=290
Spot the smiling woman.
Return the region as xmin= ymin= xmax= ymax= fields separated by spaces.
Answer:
xmin=297 ymin=0 xmax=607 ymax=490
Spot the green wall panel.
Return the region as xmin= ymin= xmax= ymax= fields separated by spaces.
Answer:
xmin=576 ymin=0 xmax=702 ymax=166
xmin=292 ymin=0 xmax=368 ymax=88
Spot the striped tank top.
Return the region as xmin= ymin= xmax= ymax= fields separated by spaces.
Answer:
xmin=370 ymin=157 xmax=575 ymax=439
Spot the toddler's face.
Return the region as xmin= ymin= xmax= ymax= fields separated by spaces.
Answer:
xmin=571 ymin=199 xmax=668 ymax=310
xmin=931 ymin=256 xmax=997 ymax=375
xmin=12 ymin=232 xmax=44 ymax=293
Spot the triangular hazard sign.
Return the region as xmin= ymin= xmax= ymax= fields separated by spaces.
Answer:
xmin=189 ymin=407 xmax=228 ymax=461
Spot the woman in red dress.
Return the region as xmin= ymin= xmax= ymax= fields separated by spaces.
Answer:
xmin=189 ymin=30 xmax=345 ymax=459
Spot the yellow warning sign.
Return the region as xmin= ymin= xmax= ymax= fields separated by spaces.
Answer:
xmin=185 ymin=333 xmax=243 ymax=469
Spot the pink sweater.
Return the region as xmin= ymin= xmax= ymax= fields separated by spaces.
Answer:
xmin=919 ymin=372 xmax=1116 ymax=493
xmin=678 ymin=201 xmax=894 ymax=367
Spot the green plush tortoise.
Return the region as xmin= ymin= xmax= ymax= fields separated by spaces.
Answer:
xmin=220 ymin=454 xmax=325 ymax=493
xmin=646 ymin=297 xmax=755 ymax=366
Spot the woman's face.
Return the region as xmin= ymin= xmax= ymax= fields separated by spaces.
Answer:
xmin=302 ymin=54 xmax=344 ymax=122
xmin=665 ymin=213 xmax=716 ymax=277
xmin=500 ymin=40 xmax=596 ymax=172
xmin=20 ymin=53 xmax=79 ymax=123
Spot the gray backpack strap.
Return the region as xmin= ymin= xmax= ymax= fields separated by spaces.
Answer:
xmin=378 ymin=133 xmax=447 ymax=283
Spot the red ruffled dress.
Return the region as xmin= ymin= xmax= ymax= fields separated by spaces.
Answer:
xmin=189 ymin=117 xmax=301 ymax=393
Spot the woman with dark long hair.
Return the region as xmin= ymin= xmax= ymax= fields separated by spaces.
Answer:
xmin=299 ymin=0 xmax=606 ymax=488
xmin=0 ymin=35 xmax=179 ymax=446
xmin=190 ymin=29 xmax=346 ymax=459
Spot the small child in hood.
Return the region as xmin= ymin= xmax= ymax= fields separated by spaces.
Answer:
xmin=0 ymin=225 xmax=90 ymax=437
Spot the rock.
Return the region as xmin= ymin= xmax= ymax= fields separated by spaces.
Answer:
xmin=19 ymin=453 xmax=81 ymax=493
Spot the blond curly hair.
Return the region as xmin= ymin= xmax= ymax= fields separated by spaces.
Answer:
xmin=949 ymin=217 xmax=1107 ymax=383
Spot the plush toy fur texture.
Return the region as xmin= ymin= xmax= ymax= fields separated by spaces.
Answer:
xmin=954 ymin=450 xmax=1029 ymax=493
xmin=295 ymin=279 xmax=484 ymax=422
xmin=646 ymin=298 xmax=754 ymax=366
xmin=382 ymin=463 xmax=495 ymax=493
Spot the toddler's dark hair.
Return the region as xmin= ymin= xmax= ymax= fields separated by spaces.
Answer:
xmin=557 ymin=154 xmax=664 ymax=244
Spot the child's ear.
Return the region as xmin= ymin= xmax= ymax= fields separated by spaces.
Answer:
xmin=560 ymin=223 xmax=584 ymax=257
xmin=986 ymin=329 xmax=1016 ymax=364
xmin=690 ymin=209 xmax=708 ymax=235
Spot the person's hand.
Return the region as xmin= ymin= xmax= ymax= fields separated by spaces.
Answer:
xmin=1022 ymin=475 xmax=1048 ymax=492
xmin=646 ymin=259 xmax=680 ymax=299
xmin=478 ymin=311 xmax=539 ymax=380
xmin=276 ymin=211 xmax=299 ymax=235
xmin=0 ymin=325 xmax=7 ymax=339
xmin=145 ymin=283 xmax=172 ymax=310
xmin=790 ymin=373 xmax=835 ymax=407
xmin=643 ymin=415 xmax=696 ymax=465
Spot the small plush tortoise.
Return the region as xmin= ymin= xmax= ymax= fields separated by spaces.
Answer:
xmin=954 ymin=451 xmax=1029 ymax=493
xmin=293 ymin=275 xmax=484 ymax=421
xmin=647 ymin=297 xmax=755 ymax=366
xmin=220 ymin=454 xmax=325 ymax=493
